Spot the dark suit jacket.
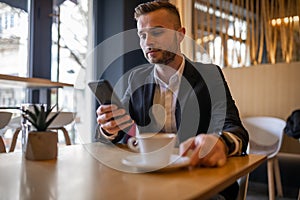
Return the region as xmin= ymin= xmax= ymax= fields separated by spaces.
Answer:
xmin=110 ymin=58 xmax=248 ymax=154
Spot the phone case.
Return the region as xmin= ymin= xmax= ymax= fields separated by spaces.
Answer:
xmin=88 ymin=80 xmax=123 ymax=107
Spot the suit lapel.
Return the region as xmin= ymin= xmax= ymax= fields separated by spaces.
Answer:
xmin=177 ymin=60 xmax=199 ymax=101
xmin=176 ymin=60 xmax=206 ymax=128
xmin=145 ymin=67 xmax=156 ymax=100
xmin=143 ymin=69 xmax=156 ymax=124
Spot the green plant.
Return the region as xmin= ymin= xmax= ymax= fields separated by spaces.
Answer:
xmin=22 ymin=104 xmax=60 ymax=132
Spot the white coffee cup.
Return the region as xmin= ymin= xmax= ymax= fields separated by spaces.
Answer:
xmin=127 ymin=133 xmax=176 ymax=166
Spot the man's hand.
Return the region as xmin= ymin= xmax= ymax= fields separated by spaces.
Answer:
xmin=179 ymin=134 xmax=227 ymax=167
xmin=96 ymin=104 xmax=134 ymax=136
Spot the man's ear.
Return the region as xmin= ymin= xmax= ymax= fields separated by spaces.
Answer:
xmin=177 ymin=27 xmax=186 ymax=42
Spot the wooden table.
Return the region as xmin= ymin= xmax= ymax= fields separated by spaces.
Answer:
xmin=0 ymin=74 xmax=73 ymax=88
xmin=0 ymin=143 xmax=266 ymax=200
xmin=0 ymin=74 xmax=73 ymax=107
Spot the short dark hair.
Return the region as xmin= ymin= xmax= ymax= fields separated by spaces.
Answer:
xmin=134 ymin=1 xmax=182 ymax=28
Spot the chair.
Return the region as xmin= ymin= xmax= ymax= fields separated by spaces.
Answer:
xmin=48 ymin=112 xmax=76 ymax=145
xmin=7 ymin=116 xmax=22 ymax=152
xmin=9 ymin=112 xmax=76 ymax=152
xmin=237 ymin=174 xmax=249 ymax=200
xmin=241 ymin=116 xmax=286 ymax=200
xmin=0 ymin=112 xmax=13 ymax=153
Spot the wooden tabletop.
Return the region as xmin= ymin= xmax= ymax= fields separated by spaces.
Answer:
xmin=0 ymin=74 xmax=73 ymax=88
xmin=0 ymin=143 xmax=266 ymax=200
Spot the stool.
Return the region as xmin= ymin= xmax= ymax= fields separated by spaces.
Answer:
xmin=0 ymin=112 xmax=13 ymax=153
xmin=9 ymin=112 xmax=76 ymax=152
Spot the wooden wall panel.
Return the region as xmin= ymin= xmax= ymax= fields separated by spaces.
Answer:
xmin=222 ymin=62 xmax=300 ymax=153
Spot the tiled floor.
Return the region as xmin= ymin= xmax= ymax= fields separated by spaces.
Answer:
xmin=246 ymin=181 xmax=299 ymax=200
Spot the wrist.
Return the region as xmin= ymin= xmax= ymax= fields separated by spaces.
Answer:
xmin=217 ymin=132 xmax=236 ymax=156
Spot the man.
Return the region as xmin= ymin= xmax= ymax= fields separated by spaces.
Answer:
xmin=97 ymin=1 xmax=248 ymax=199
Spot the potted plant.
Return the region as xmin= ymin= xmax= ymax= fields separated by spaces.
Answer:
xmin=22 ymin=104 xmax=61 ymax=161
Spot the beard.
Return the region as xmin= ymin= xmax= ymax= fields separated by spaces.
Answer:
xmin=147 ymin=50 xmax=176 ymax=65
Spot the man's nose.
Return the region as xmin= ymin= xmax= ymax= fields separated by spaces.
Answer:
xmin=144 ymin=34 xmax=155 ymax=46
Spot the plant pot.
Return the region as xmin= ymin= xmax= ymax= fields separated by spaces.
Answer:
xmin=25 ymin=131 xmax=58 ymax=161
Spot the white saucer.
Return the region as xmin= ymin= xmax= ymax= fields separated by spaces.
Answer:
xmin=122 ymin=154 xmax=190 ymax=172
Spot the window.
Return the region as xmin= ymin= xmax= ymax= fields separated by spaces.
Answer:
xmin=51 ymin=0 xmax=88 ymax=116
xmin=0 ymin=2 xmax=28 ymax=108
xmin=0 ymin=16 xmax=2 ymax=33
xmin=10 ymin=13 xmax=14 ymax=27
xmin=0 ymin=2 xmax=28 ymax=76
xmin=194 ymin=1 xmax=250 ymax=68
xmin=51 ymin=0 xmax=88 ymax=85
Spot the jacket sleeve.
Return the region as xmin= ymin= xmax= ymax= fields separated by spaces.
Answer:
xmin=215 ymin=66 xmax=249 ymax=154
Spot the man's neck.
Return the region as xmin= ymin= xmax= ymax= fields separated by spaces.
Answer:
xmin=155 ymin=55 xmax=183 ymax=84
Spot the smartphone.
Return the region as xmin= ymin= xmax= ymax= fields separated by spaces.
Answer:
xmin=88 ymin=80 xmax=123 ymax=108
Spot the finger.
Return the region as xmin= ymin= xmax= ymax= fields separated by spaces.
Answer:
xmin=115 ymin=121 xmax=135 ymax=132
xmin=217 ymin=159 xmax=226 ymax=167
xmin=103 ymin=120 xmax=134 ymax=134
xmin=101 ymin=115 xmax=133 ymax=132
xmin=97 ymin=112 xmax=113 ymax=124
xmin=199 ymin=152 xmax=226 ymax=167
xmin=179 ymin=137 xmax=195 ymax=156
xmin=101 ymin=122 xmax=120 ymax=134
xmin=97 ymin=104 xmax=118 ymax=115
xmin=189 ymin=143 xmax=203 ymax=167
xmin=187 ymin=135 xmax=207 ymax=166
xmin=113 ymin=114 xmax=133 ymax=127
xmin=97 ymin=109 xmax=127 ymax=124
xmin=111 ymin=108 xmax=127 ymax=118
xmin=200 ymin=157 xmax=226 ymax=167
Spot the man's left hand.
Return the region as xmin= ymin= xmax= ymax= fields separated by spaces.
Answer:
xmin=179 ymin=134 xmax=227 ymax=167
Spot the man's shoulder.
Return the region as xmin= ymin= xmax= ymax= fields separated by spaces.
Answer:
xmin=184 ymin=58 xmax=222 ymax=77
xmin=127 ymin=64 xmax=154 ymax=87
xmin=186 ymin=58 xmax=220 ymax=71
xmin=130 ymin=64 xmax=153 ymax=75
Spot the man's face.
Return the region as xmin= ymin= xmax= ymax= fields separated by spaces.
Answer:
xmin=137 ymin=9 xmax=183 ymax=65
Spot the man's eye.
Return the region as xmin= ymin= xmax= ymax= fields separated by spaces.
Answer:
xmin=151 ymin=30 xmax=163 ymax=36
xmin=139 ymin=34 xmax=146 ymax=40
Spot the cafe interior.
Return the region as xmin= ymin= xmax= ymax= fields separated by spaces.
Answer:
xmin=0 ymin=0 xmax=299 ymax=199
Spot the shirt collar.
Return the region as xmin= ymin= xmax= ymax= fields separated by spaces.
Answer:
xmin=153 ymin=56 xmax=185 ymax=87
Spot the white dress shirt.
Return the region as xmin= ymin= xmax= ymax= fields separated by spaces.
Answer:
xmin=152 ymin=57 xmax=185 ymax=133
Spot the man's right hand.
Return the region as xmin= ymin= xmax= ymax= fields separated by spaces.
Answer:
xmin=96 ymin=104 xmax=134 ymax=136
